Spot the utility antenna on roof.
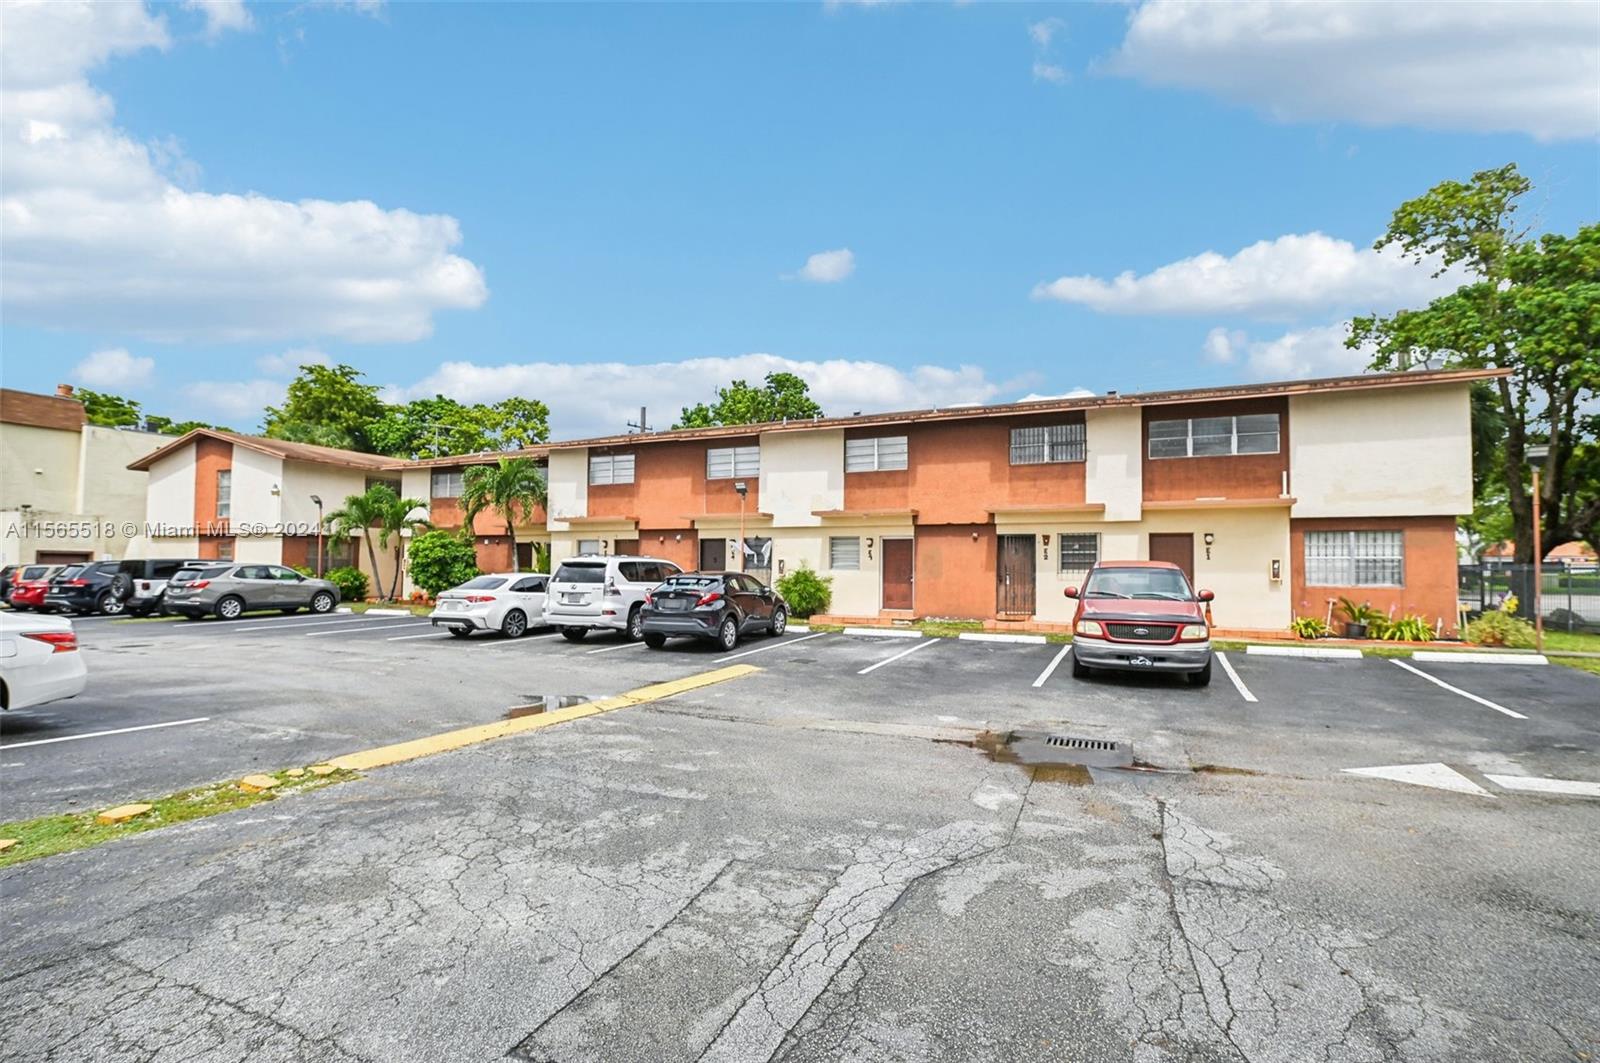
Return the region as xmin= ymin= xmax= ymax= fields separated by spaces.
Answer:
xmin=626 ymin=407 xmax=650 ymax=434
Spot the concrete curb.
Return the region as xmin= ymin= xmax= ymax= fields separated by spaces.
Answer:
xmin=1411 ymin=651 xmax=1549 ymax=665
xmin=958 ymin=632 xmax=1047 ymax=645
xmin=1246 ymin=645 xmax=1362 ymax=660
xmin=357 ymin=607 xmax=416 ymax=617
xmin=785 ymin=625 xmax=810 ymax=634
xmin=842 ymin=626 xmax=923 ymax=639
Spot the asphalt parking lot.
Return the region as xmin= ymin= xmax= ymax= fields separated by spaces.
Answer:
xmin=3 ymin=611 xmax=1598 ymax=1062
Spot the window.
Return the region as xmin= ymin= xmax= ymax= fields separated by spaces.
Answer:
xmin=511 ymin=577 xmax=546 ymax=593
xmin=1009 ymin=424 xmax=1086 ymax=465
xmin=1304 ymin=530 xmax=1404 ymax=587
xmin=1147 ymin=414 xmax=1280 ymax=459
xmin=588 ymin=453 xmax=635 ymax=486
xmin=706 ymin=445 xmax=760 ymax=479
xmin=576 ymin=539 xmax=604 ymax=556
xmin=1058 ymin=533 xmax=1099 ymax=575
xmin=269 ymin=566 xmax=302 ymax=582
xmin=431 ymin=469 xmax=464 ymax=497
xmin=845 ymin=436 xmax=909 ymax=473
xmin=829 ymin=536 xmax=861 ymax=570
xmin=216 ymin=469 xmax=231 ymax=519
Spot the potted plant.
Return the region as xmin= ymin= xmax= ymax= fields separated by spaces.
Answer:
xmin=1337 ymin=597 xmax=1383 ymax=639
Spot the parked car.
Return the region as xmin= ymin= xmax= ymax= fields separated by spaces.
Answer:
xmin=164 ymin=563 xmax=341 ymax=620
xmin=430 ymin=573 xmax=549 ymax=638
xmin=0 ymin=612 xmax=87 ymax=710
xmin=0 ymin=565 xmax=19 ymax=606
xmin=42 ymin=558 xmax=202 ymax=617
xmin=640 ymin=571 xmax=789 ymax=651
xmin=544 ymin=556 xmax=683 ymax=642
xmin=1063 ymin=560 xmax=1213 ymax=686
xmin=8 ymin=565 xmax=64 ymax=612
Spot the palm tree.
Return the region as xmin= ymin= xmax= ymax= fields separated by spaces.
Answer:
xmin=324 ymin=484 xmax=427 ymax=601
xmin=461 ymin=457 xmax=548 ymax=573
xmin=376 ymin=491 xmax=431 ymax=601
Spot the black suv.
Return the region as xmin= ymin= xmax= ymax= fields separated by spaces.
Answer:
xmin=44 ymin=558 xmax=205 ymax=616
xmin=640 ymin=571 xmax=789 ymax=651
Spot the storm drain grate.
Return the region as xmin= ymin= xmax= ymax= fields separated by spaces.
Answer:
xmin=1006 ymin=729 xmax=1133 ymax=769
xmin=1043 ymin=735 xmax=1120 ymax=752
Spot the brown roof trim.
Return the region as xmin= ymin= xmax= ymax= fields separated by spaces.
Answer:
xmin=127 ymin=428 xmax=400 ymax=472
xmin=539 ymin=368 xmax=1505 ymax=453
xmin=1142 ymin=497 xmax=1297 ymax=510
xmin=391 ymin=447 xmax=551 ymax=470
xmin=986 ymin=503 xmax=1107 ymax=516
xmin=0 ymin=388 xmax=87 ymax=432
xmin=811 ymin=508 xmax=920 ymax=519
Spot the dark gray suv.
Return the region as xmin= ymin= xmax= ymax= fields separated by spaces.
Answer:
xmin=164 ymin=564 xmax=341 ymax=620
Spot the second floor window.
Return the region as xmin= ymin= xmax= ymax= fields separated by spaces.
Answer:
xmin=589 ymin=453 xmax=635 ymax=486
xmin=845 ymin=436 xmax=908 ymax=473
xmin=216 ymin=469 xmax=231 ymax=519
xmin=707 ymin=445 xmax=760 ymax=479
xmin=1148 ymin=413 xmax=1280 ymax=458
xmin=1009 ymin=423 xmax=1085 ymax=465
xmin=431 ymin=470 xmax=464 ymax=497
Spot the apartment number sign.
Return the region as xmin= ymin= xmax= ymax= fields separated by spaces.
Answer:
xmin=866 ymin=537 xmax=874 ymax=561
xmin=1041 ymin=534 xmax=1050 ymax=561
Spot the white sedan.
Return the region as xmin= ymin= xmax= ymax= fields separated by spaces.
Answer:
xmin=1 ymin=612 xmax=88 ymax=710
xmin=429 ymin=573 xmax=549 ymax=639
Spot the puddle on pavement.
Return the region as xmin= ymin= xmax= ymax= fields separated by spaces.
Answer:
xmin=505 ymin=695 xmax=591 ymax=719
xmin=971 ymin=729 xmax=1138 ymax=787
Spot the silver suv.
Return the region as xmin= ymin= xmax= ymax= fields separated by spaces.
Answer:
xmin=164 ymin=563 xmax=341 ymax=620
xmin=543 ymin=555 xmax=681 ymax=642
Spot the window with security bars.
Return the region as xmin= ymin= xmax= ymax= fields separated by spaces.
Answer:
xmin=829 ymin=536 xmax=861 ymax=570
xmin=1058 ymin=533 xmax=1099 ymax=575
xmin=1009 ymin=423 xmax=1086 ymax=465
xmin=588 ymin=453 xmax=635 ymax=485
xmin=216 ymin=470 xmax=231 ymax=519
xmin=1147 ymin=413 xmax=1280 ymax=458
xmin=1304 ymin=530 xmax=1404 ymax=587
xmin=707 ymin=445 xmax=760 ymax=479
xmin=430 ymin=469 xmax=464 ymax=497
xmin=845 ymin=436 xmax=908 ymax=473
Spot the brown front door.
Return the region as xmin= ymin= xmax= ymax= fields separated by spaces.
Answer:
xmin=996 ymin=535 xmax=1036 ymax=615
xmin=614 ymin=538 xmax=640 ymax=557
xmin=882 ymin=538 xmax=914 ymax=611
xmin=1149 ymin=533 xmax=1195 ymax=585
xmin=699 ymin=538 xmax=727 ymax=571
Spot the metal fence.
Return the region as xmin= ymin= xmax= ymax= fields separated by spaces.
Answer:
xmin=1458 ymin=562 xmax=1600 ymax=632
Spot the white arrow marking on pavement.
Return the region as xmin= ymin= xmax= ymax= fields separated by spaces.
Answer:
xmin=1485 ymin=774 xmax=1600 ymax=798
xmin=1342 ymin=762 xmax=1492 ymax=797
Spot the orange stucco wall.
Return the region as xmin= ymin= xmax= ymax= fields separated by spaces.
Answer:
xmin=193 ymin=436 xmax=233 ymax=533
xmin=635 ymin=528 xmax=701 ymax=570
xmin=912 ymin=524 xmax=996 ymax=618
xmin=1290 ymin=515 xmax=1461 ymax=635
xmin=430 ymin=495 xmax=546 ymax=536
xmin=1142 ymin=398 xmax=1289 ymax=503
xmin=587 ymin=438 xmax=760 ymax=529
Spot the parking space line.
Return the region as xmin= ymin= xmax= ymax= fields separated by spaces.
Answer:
xmin=232 ymin=616 xmax=396 ymax=633
xmin=1411 ymin=651 xmax=1548 ymax=666
xmin=858 ymin=637 xmax=938 ymax=675
xmin=587 ymin=641 xmax=644 ymax=654
xmin=1389 ymin=659 xmax=1527 ymax=720
xmin=1032 ymin=644 xmax=1072 ymax=688
xmin=720 ymin=631 xmax=828 ymax=661
xmin=305 ymin=620 xmax=431 ymax=637
xmin=191 ymin=611 xmax=356 ymax=627
xmin=467 ymin=633 xmax=559 ymax=648
xmin=388 ymin=630 xmax=453 ymax=641
xmin=3 ymin=717 xmax=211 ymax=750
xmin=843 ymin=626 xmax=923 ymax=639
xmin=1215 ymin=651 xmax=1257 ymax=703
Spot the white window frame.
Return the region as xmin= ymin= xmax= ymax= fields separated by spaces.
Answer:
xmin=430 ymin=469 xmax=464 ymax=498
xmin=707 ymin=445 xmax=760 ymax=480
xmin=216 ymin=469 xmax=231 ymax=520
xmin=577 ymin=538 xmax=604 ymax=556
xmin=1009 ymin=423 xmax=1086 ymax=466
xmin=1147 ymin=414 xmax=1280 ymax=459
xmin=845 ymin=436 xmax=909 ymax=473
xmin=1057 ymin=532 xmax=1099 ymax=575
xmin=588 ymin=453 xmax=635 ymax=486
xmin=1304 ymin=530 xmax=1404 ymax=587
xmin=828 ymin=536 xmax=861 ymax=571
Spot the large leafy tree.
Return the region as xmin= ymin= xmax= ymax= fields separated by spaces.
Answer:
xmin=323 ymin=484 xmax=402 ymax=599
xmin=676 ymin=372 xmax=823 ymax=429
xmin=365 ymin=394 xmax=552 ymax=459
xmin=264 ymin=364 xmax=388 ymax=452
xmin=1348 ymin=164 xmax=1600 ymax=560
xmin=460 ymin=457 xmax=548 ymax=572
xmin=76 ymin=389 xmax=226 ymax=434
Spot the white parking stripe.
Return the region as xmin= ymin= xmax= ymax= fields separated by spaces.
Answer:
xmin=304 ymin=620 xmax=431 ymax=637
xmin=1032 ymin=644 xmax=1072 ymax=688
xmin=232 ymin=616 xmax=393 ymax=633
xmin=720 ymin=631 xmax=828 ymax=661
xmin=388 ymin=630 xmax=453 ymax=641
xmin=1215 ymin=652 xmax=1257 ymax=703
xmin=1389 ymin=659 xmax=1527 ymax=720
xmin=1485 ymin=774 xmax=1600 ymax=798
xmin=843 ymin=626 xmax=923 ymax=639
xmin=3 ymin=716 xmax=210 ymax=749
xmin=587 ymin=640 xmax=644 ymax=654
xmin=467 ymin=633 xmax=559 ymax=648
xmin=858 ymin=637 xmax=938 ymax=675
xmin=1246 ymin=644 xmax=1362 ymax=660
xmin=1411 ymin=651 xmax=1548 ymax=666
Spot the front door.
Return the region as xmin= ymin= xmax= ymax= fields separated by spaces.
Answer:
xmin=700 ymin=538 xmax=727 ymax=572
xmin=614 ymin=538 xmax=640 ymax=557
xmin=996 ymin=535 xmax=1036 ymax=616
xmin=882 ymin=538 xmax=914 ymax=611
xmin=1149 ymin=533 xmax=1195 ymax=585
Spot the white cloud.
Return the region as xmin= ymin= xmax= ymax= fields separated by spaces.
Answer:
xmin=1033 ymin=232 xmax=1458 ymax=319
xmin=389 ymin=353 xmax=1045 ymax=440
xmin=1105 ymin=0 xmax=1600 ymax=141
xmin=791 ymin=248 xmax=855 ymax=284
xmin=0 ymin=1 xmax=488 ymax=343
xmin=255 ymin=347 xmax=331 ymax=376
xmin=182 ymin=378 xmax=286 ymax=420
xmin=1029 ymin=17 xmax=1069 ymax=84
xmin=1202 ymin=326 xmax=1244 ymax=365
xmin=182 ymin=0 xmax=253 ymax=39
xmin=1207 ymin=322 xmax=1374 ymax=381
xmin=1029 ymin=17 xmax=1064 ymax=48
xmin=73 ymin=347 xmax=155 ymax=388
xmin=1032 ymin=61 xmax=1067 ymax=85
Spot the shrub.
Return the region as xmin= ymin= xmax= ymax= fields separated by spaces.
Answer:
xmin=1464 ymin=609 xmax=1536 ymax=648
xmin=1290 ymin=616 xmax=1330 ymax=639
xmin=776 ymin=563 xmax=832 ymax=618
xmin=291 ymin=564 xmax=315 ymax=578
xmin=1376 ymin=614 xmax=1436 ymax=642
xmin=325 ymin=566 xmax=369 ymax=603
xmin=408 ymin=530 xmax=479 ymax=596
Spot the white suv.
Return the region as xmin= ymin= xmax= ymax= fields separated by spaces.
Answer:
xmin=544 ymin=556 xmax=681 ymax=642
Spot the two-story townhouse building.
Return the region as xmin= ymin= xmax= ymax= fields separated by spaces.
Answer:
xmin=399 ymin=449 xmax=552 ymax=573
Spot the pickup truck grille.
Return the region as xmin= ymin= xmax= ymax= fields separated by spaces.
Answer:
xmin=1104 ymin=622 xmax=1177 ymax=642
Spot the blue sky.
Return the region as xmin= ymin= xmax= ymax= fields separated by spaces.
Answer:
xmin=3 ymin=1 xmax=1596 ymax=439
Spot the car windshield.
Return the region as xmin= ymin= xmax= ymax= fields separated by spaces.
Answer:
xmin=554 ymin=563 xmax=606 ymax=584
xmin=660 ymin=576 xmax=721 ymax=590
xmin=54 ymin=565 xmax=84 ymax=580
xmin=1082 ymin=567 xmax=1194 ymax=601
xmin=456 ymin=576 xmax=508 ymax=590
xmin=174 ymin=566 xmax=230 ymax=581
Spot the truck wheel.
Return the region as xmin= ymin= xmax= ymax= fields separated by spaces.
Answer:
xmin=560 ymin=627 xmax=587 ymax=642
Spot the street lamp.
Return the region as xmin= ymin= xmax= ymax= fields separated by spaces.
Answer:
xmin=310 ymin=494 xmax=324 ymax=578
xmin=1525 ymin=444 xmax=1549 ymax=653
xmin=733 ymin=481 xmax=748 ymax=572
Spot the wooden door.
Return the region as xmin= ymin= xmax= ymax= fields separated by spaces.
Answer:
xmin=882 ymin=538 xmax=914 ymax=611
xmin=996 ymin=535 xmax=1036 ymax=616
xmin=699 ymin=538 xmax=726 ymax=571
xmin=1149 ymin=533 xmax=1195 ymax=585
xmin=613 ymin=538 xmax=640 ymax=557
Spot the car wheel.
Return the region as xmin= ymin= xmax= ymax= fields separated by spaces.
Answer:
xmin=215 ymin=595 xmax=245 ymax=620
xmin=1188 ymin=660 xmax=1213 ymax=688
xmin=501 ymin=609 xmax=528 ymax=639
xmin=109 ymin=572 xmax=134 ymax=602
xmin=625 ymin=605 xmax=645 ymax=642
xmin=449 ymin=626 xmax=472 ymax=638
xmin=560 ymin=627 xmax=587 ymax=642
xmin=97 ymin=591 xmax=126 ymax=616
xmin=309 ymin=591 xmax=336 ymax=614
xmin=769 ymin=606 xmax=787 ymax=637
xmin=643 ymin=633 xmax=666 ymax=649
xmin=1069 ymin=651 xmax=1091 ymax=679
xmin=717 ymin=615 xmax=739 ymax=652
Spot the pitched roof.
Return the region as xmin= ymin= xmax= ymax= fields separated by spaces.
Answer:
xmin=127 ymin=428 xmax=401 ymax=472
xmin=398 ymin=446 xmax=550 ymax=470
xmin=0 ymin=388 xmax=87 ymax=432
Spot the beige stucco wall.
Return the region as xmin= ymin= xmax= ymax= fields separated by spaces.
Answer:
xmin=759 ymin=430 xmax=843 ymax=527
xmin=1141 ymin=508 xmax=1291 ymax=630
xmin=546 ymin=450 xmax=589 ymax=530
xmin=1084 ymin=407 xmax=1143 ymax=521
xmin=0 ymin=422 xmax=81 ymax=512
xmin=1289 ymin=383 xmax=1472 ymax=519
xmin=769 ymin=521 xmax=914 ymax=616
xmin=281 ymin=461 xmax=376 ymax=530
xmin=143 ymin=447 xmax=196 ymax=532
xmin=233 ymin=536 xmax=284 ymax=564
xmin=230 ymin=447 xmax=284 ymax=528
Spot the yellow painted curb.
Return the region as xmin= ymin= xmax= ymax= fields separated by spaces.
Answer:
xmin=238 ymin=774 xmax=279 ymax=793
xmin=309 ymin=764 xmax=337 ymax=776
xmin=96 ymin=803 xmax=153 ymax=825
xmin=328 ymin=664 xmax=759 ymax=773
xmin=0 ymin=839 xmax=17 ymax=852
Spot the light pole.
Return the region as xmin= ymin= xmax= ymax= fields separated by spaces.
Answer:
xmin=310 ymin=494 xmax=324 ymax=578
xmin=1526 ymin=444 xmax=1548 ymax=653
xmin=733 ymin=481 xmax=748 ymax=572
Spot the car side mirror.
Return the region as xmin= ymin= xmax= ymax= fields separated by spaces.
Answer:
xmin=1063 ymin=586 xmax=1079 ymax=599
xmin=296 ymin=574 xmax=306 ymax=581
xmin=1198 ymin=589 xmax=1215 ymax=602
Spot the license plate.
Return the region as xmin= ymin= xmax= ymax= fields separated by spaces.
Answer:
xmin=563 ymin=594 xmax=584 ymax=604
xmin=660 ymin=599 xmax=688 ymax=612
xmin=1128 ymin=656 xmax=1154 ymax=667
xmin=440 ymin=601 xmax=461 ymax=611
